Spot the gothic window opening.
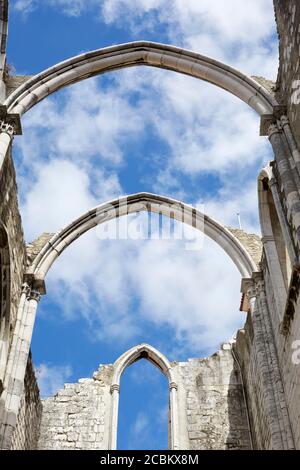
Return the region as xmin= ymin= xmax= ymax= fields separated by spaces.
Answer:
xmin=117 ymin=358 xmax=169 ymax=450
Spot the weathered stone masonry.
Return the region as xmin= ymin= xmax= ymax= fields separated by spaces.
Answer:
xmin=1 ymin=0 xmax=300 ymax=450
xmin=37 ymin=344 xmax=252 ymax=451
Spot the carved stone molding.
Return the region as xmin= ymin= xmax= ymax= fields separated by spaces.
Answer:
xmin=110 ymin=384 xmax=120 ymax=394
xmin=0 ymin=105 xmax=22 ymax=135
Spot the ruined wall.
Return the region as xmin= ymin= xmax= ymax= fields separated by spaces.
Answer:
xmin=38 ymin=365 xmax=113 ymax=450
xmin=0 ymin=148 xmax=42 ymax=450
xmin=263 ymin=256 xmax=300 ymax=450
xmin=10 ymin=353 xmax=42 ymax=450
xmin=274 ymin=0 xmax=300 ymax=146
xmin=0 ymin=149 xmax=25 ymax=332
xmin=178 ymin=345 xmax=252 ymax=450
xmin=38 ymin=345 xmax=251 ymax=450
xmin=234 ymin=316 xmax=272 ymax=450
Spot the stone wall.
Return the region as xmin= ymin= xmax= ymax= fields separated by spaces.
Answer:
xmin=0 ymin=147 xmax=42 ymax=450
xmin=274 ymin=0 xmax=300 ymax=146
xmin=10 ymin=353 xmax=42 ymax=450
xmin=38 ymin=365 xmax=113 ymax=450
xmin=228 ymin=228 xmax=262 ymax=268
xmin=0 ymin=148 xmax=25 ymax=332
xmin=38 ymin=345 xmax=252 ymax=450
xmin=178 ymin=345 xmax=252 ymax=450
xmin=263 ymin=257 xmax=300 ymax=449
xmin=234 ymin=315 xmax=272 ymax=449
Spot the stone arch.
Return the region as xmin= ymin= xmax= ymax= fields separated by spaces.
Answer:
xmin=26 ymin=192 xmax=258 ymax=291
xmin=0 ymin=221 xmax=10 ymax=393
xmin=1 ymin=192 xmax=258 ymax=448
xmin=109 ymin=343 xmax=178 ymax=450
xmin=258 ymin=165 xmax=296 ymax=318
xmin=5 ymin=41 xmax=278 ymax=126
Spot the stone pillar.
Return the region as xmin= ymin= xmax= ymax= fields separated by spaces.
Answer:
xmin=268 ymin=123 xmax=300 ymax=249
xmin=256 ymin=280 xmax=295 ymax=450
xmin=281 ymin=116 xmax=300 ymax=179
xmin=0 ymin=283 xmax=41 ymax=449
xmin=169 ymin=381 xmax=179 ymax=450
xmin=261 ymin=234 xmax=287 ymax=318
xmin=268 ymin=176 xmax=298 ymax=266
xmin=246 ymin=275 xmax=295 ymax=449
xmin=109 ymin=384 xmax=120 ymax=450
xmin=0 ymin=120 xmax=14 ymax=171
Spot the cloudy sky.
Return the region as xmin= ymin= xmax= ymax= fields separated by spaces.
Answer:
xmin=11 ymin=0 xmax=278 ymax=450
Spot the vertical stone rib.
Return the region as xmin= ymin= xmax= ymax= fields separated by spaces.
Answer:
xmin=248 ymin=282 xmax=288 ymax=449
xmin=269 ymin=124 xmax=300 ymax=249
xmin=257 ymin=282 xmax=295 ymax=449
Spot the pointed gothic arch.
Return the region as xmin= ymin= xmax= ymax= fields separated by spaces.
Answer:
xmin=109 ymin=344 xmax=178 ymax=450
xmin=5 ymin=41 xmax=278 ymax=129
xmin=0 ymin=192 xmax=258 ymax=447
xmin=25 ymin=192 xmax=258 ymax=293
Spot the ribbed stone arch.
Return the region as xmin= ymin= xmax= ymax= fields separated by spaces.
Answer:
xmin=5 ymin=41 xmax=278 ymax=124
xmin=26 ymin=192 xmax=258 ymax=291
xmin=112 ymin=342 xmax=176 ymax=385
xmin=110 ymin=343 xmax=178 ymax=450
xmin=0 ymin=192 xmax=258 ymax=448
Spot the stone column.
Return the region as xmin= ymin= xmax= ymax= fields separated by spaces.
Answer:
xmin=0 ymin=284 xmax=41 ymax=449
xmin=0 ymin=120 xmax=14 ymax=171
xmin=169 ymin=381 xmax=179 ymax=450
xmin=109 ymin=384 xmax=120 ymax=450
xmin=261 ymin=234 xmax=287 ymax=318
xmin=247 ymin=276 xmax=295 ymax=449
xmin=281 ymin=115 xmax=300 ymax=179
xmin=268 ymin=123 xmax=300 ymax=249
xmin=256 ymin=279 xmax=295 ymax=450
xmin=268 ymin=176 xmax=298 ymax=266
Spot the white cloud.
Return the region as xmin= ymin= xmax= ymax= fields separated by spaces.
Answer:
xmin=41 ymin=217 xmax=244 ymax=358
xmin=14 ymin=0 xmax=89 ymax=16
xmin=17 ymin=71 xmax=261 ymax=358
xmin=14 ymin=0 xmax=272 ymax=362
xmin=101 ymin=0 xmax=278 ymax=76
xmin=14 ymin=0 xmax=278 ymax=77
xmin=203 ymin=182 xmax=261 ymax=234
xmin=131 ymin=412 xmax=149 ymax=434
xmin=17 ymin=78 xmax=145 ymax=170
xmin=21 ymin=158 xmax=121 ymax=240
xmin=35 ymin=363 xmax=72 ymax=397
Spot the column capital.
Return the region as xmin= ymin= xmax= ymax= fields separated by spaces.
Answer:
xmin=0 ymin=120 xmax=14 ymax=137
xmin=22 ymin=283 xmax=42 ymax=302
xmin=110 ymin=384 xmax=120 ymax=394
xmin=242 ymin=272 xmax=264 ymax=299
xmin=268 ymin=122 xmax=281 ymax=138
xmin=28 ymin=288 xmax=42 ymax=302
xmin=280 ymin=115 xmax=290 ymax=127
xmin=21 ymin=282 xmax=31 ymax=296
xmin=0 ymin=105 xmax=22 ymax=135
xmin=169 ymin=382 xmax=178 ymax=391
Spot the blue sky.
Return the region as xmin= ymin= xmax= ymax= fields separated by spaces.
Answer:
xmin=10 ymin=0 xmax=278 ymax=450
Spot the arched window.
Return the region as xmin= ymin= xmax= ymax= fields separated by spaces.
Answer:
xmin=109 ymin=344 xmax=179 ymax=450
xmin=258 ymin=166 xmax=295 ymax=318
xmin=0 ymin=223 xmax=10 ymax=394
xmin=117 ymin=358 xmax=169 ymax=450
